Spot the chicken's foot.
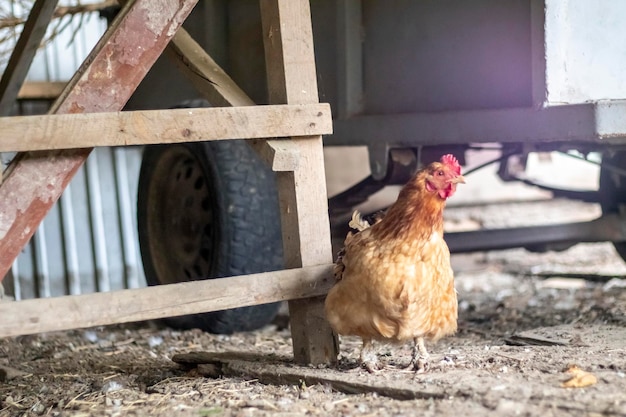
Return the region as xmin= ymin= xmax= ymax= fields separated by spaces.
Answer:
xmin=406 ymin=337 xmax=430 ymax=373
xmin=359 ymin=339 xmax=382 ymax=373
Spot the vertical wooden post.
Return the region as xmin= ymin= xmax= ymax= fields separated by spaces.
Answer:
xmin=260 ymin=0 xmax=338 ymax=365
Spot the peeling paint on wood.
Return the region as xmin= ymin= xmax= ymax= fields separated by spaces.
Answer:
xmin=0 ymin=149 xmax=89 ymax=268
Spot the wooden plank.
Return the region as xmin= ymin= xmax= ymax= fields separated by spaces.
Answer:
xmin=0 ymin=0 xmax=198 ymax=281
xmin=17 ymin=81 xmax=66 ymax=100
xmin=0 ymin=0 xmax=59 ymax=115
xmin=0 ymin=104 xmax=332 ymax=152
xmin=172 ymin=351 xmax=446 ymax=401
xmin=0 ymin=264 xmax=333 ymax=338
xmin=262 ymin=0 xmax=320 ymax=106
xmin=260 ymin=0 xmax=337 ymax=365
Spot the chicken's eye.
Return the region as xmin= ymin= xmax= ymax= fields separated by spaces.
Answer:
xmin=437 ymin=170 xmax=444 ymax=176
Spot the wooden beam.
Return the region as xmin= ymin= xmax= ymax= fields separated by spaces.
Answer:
xmin=17 ymin=81 xmax=66 ymax=100
xmin=172 ymin=351 xmax=446 ymax=401
xmin=0 ymin=104 xmax=332 ymax=152
xmin=0 ymin=0 xmax=198 ymax=280
xmin=329 ymin=102 xmax=626 ymax=147
xmin=260 ymin=0 xmax=337 ymax=365
xmin=0 ymin=264 xmax=333 ymax=338
xmin=0 ymin=0 xmax=59 ymax=116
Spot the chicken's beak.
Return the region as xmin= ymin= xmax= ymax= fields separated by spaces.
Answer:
xmin=449 ymin=175 xmax=466 ymax=185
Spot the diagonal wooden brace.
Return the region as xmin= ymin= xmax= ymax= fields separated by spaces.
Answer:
xmin=0 ymin=0 xmax=198 ymax=280
xmin=166 ymin=28 xmax=302 ymax=171
xmin=0 ymin=0 xmax=59 ymax=116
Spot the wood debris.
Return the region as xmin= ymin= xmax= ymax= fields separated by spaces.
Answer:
xmin=561 ymin=365 xmax=598 ymax=388
xmin=172 ymin=351 xmax=446 ymax=401
xmin=504 ymin=333 xmax=569 ymax=346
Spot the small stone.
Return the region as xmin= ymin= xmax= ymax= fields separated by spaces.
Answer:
xmin=440 ymin=356 xmax=456 ymax=366
xmin=357 ymin=403 xmax=369 ymax=413
xmin=323 ymin=401 xmax=335 ymax=412
xmin=101 ymin=380 xmax=124 ymax=393
xmin=30 ymin=401 xmax=45 ymax=415
xmin=148 ymin=335 xmax=164 ymax=348
xmin=495 ymin=399 xmax=523 ymax=415
xmin=83 ymin=330 xmax=99 ymax=343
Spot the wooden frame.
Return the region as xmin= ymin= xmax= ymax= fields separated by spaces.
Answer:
xmin=0 ymin=0 xmax=338 ymax=365
xmin=0 ymin=264 xmax=333 ymax=338
xmin=0 ymin=104 xmax=332 ymax=152
xmin=0 ymin=0 xmax=199 ymax=275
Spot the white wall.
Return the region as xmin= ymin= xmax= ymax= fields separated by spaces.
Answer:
xmin=545 ymin=0 xmax=626 ymax=104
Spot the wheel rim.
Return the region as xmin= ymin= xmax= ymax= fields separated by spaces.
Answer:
xmin=145 ymin=145 xmax=218 ymax=284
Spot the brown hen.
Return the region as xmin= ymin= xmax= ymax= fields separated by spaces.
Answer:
xmin=325 ymin=154 xmax=465 ymax=372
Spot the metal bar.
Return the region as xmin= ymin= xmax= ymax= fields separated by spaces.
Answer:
xmin=0 ymin=0 xmax=60 ymax=115
xmin=445 ymin=214 xmax=626 ymax=254
xmin=336 ymin=0 xmax=363 ymax=119
xmin=33 ymin=224 xmax=50 ymax=298
xmin=10 ymin=262 xmax=20 ymax=301
xmin=328 ymin=175 xmax=385 ymax=220
xmin=59 ymin=185 xmax=81 ymax=295
xmin=329 ymin=102 xmax=626 ymax=148
xmin=0 ymin=0 xmax=199 ymax=281
xmin=85 ymin=155 xmax=110 ymax=292
xmin=113 ymin=148 xmax=140 ymax=289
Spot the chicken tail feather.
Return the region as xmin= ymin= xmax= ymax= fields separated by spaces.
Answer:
xmin=349 ymin=210 xmax=371 ymax=232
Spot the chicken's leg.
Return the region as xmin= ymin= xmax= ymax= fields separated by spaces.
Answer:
xmin=359 ymin=338 xmax=382 ymax=373
xmin=407 ymin=337 xmax=430 ymax=373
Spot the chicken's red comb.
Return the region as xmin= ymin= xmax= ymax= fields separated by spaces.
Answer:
xmin=440 ymin=154 xmax=461 ymax=174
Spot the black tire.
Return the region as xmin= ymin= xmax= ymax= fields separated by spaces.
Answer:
xmin=599 ymin=151 xmax=626 ymax=261
xmin=137 ymin=110 xmax=283 ymax=333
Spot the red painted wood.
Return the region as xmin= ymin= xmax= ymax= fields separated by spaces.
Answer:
xmin=0 ymin=0 xmax=199 ymax=280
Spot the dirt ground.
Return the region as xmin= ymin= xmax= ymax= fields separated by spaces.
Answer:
xmin=2 ymin=200 xmax=626 ymax=417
